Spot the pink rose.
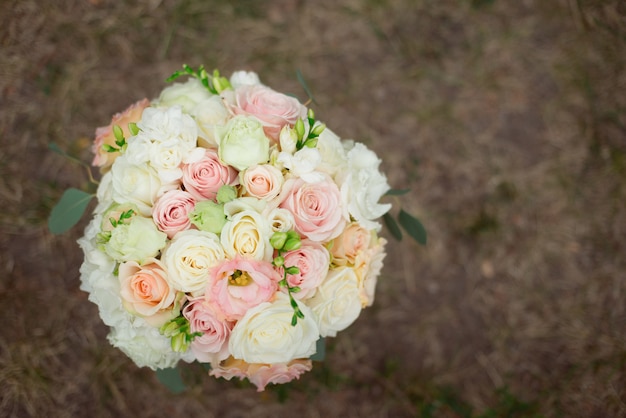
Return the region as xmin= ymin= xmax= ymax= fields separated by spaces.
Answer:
xmin=206 ymin=257 xmax=280 ymax=321
xmin=209 ymin=357 xmax=312 ymax=392
xmin=182 ymin=148 xmax=239 ymax=201
xmin=182 ymin=297 xmax=234 ymax=364
xmin=282 ymin=240 xmax=330 ymax=299
xmin=92 ymin=98 xmax=150 ymax=170
xmin=241 ymin=164 xmax=284 ymax=201
xmin=330 ymin=222 xmax=372 ymax=266
xmin=118 ymin=258 xmax=178 ymax=326
xmin=231 ymin=84 xmax=307 ymax=141
xmin=152 ymin=190 xmax=196 ymax=238
xmin=279 ymin=177 xmax=346 ymax=242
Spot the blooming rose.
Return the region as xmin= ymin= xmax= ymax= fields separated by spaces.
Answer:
xmin=279 ymin=176 xmax=346 ymax=242
xmin=156 ymin=78 xmax=213 ymax=112
xmin=210 ymin=357 xmax=312 ymax=392
xmin=152 ymin=190 xmax=196 ymax=238
xmin=240 ymin=164 xmax=283 ymax=201
xmin=183 ymin=297 xmax=234 ymax=364
xmin=92 ymin=98 xmax=150 ymax=170
xmin=182 ymin=148 xmax=238 ymax=201
xmin=104 ymin=216 xmax=167 ymax=264
xmin=228 ymin=293 xmax=319 ymax=364
xmin=354 ymin=237 xmax=387 ymax=307
xmin=215 ymin=115 xmax=270 ymax=171
xmin=306 ymin=266 xmax=362 ymax=337
xmin=231 ymin=84 xmax=307 ymax=141
xmin=118 ymin=258 xmax=179 ymax=326
xmin=264 ymin=207 xmax=296 ymax=233
xmin=206 ymin=257 xmax=280 ymax=321
xmin=330 ymin=222 xmax=372 ymax=266
xmin=282 ymin=240 xmax=330 ymax=299
xmin=220 ymin=209 xmax=272 ymax=260
xmin=338 ymin=142 xmax=391 ymax=231
xmin=162 ymin=229 xmax=225 ymax=294
xmin=191 ymin=96 xmax=231 ymax=147
xmin=110 ymin=156 xmax=164 ymax=216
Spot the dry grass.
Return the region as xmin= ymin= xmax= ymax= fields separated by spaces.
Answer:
xmin=1 ymin=0 xmax=625 ymax=416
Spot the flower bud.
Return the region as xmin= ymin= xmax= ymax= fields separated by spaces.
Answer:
xmin=188 ymin=201 xmax=227 ymax=234
xmin=311 ymin=123 xmax=326 ymax=136
xmin=270 ymin=232 xmax=288 ymax=250
xmin=216 ymin=185 xmax=237 ymax=204
xmin=295 ymin=118 xmax=305 ymax=141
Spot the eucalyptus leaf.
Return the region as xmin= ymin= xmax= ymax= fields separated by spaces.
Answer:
xmin=310 ymin=338 xmax=325 ymax=361
xmin=383 ymin=212 xmax=403 ymax=241
xmin=398 ymin=209 xmax=427 ymax=245
xmin=48 ymin=188 xmax=94 ymax=234
xmin=155 ymin=367 xmax=186 ymax=394
xmin=385 ymin=188 xmax=410 ymax=196
xmin=48 ymin=142 xmax=68 ymax=157
xmin=296 ymin=69 xmax=317 ymax=105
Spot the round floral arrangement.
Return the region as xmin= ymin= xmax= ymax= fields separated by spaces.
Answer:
xmin=65 ymin=66 xmax=407 ymax=391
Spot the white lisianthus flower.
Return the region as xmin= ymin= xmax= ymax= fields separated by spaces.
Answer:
xmin=220 ymin=208 xmax=272 ymax=260
xmin=338 ymin=142 xmax=391 ymax=231
xmin=306 ymin=266 xmax=362 ymax=337
xmin=191 ymin=95 xmax=231 ymax=147
xmin=103 ymin=216 xmax=167 ymax=264
xmin=229 ymin=293 xmax=319 ymax=364
xmin=230 ymin=70 xmax=261 ymax=89
xmin=162 ymin=229 xmax=225 ymax=295
xmin=110 ymin=156 xmax=162 ymax=216
xmin=136 ymin=106 xmax=197 ymax=149
xmin=156 ymin=78 xmax=213 ymax=112
xmin=216 ymin=116 xmax=270 ymax=171
xmin=277 ymin=147 xmax=324 ymax=183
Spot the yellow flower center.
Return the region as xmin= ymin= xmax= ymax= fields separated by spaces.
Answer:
xmin=228 ymin=270 xmax=251 ymax=286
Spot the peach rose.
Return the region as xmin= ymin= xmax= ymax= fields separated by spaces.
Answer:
xmin=205 ymin=257 xmax=280 ymax=321
xmin=279 ymin=177 xmax=346 ymax=242
xmin=182 ymin=148 xmax=239 ymax=201
xmin=354 ymin=237 xmax=387 ymax=307
xmin=330 ymin=222 xmax=372 ymax=266
xmin=152 ymin=189 xmax=196 ymax=238
xmin=282 ymin=240 xmax=330 ymax=299
xmin=232 ymin=84 xmax=306 ymax=141
xmin=209 ymin=357 xmax=312 ymax=392
xmin=118 ymin=258 xmax=178 ymax=326
xmin=92 ymin=98 xmax=150 ymax=170
xmin=240 ymin=164 xmax=284 ymax=201
xmin=182 ymin=297 xmax=234 ymax=364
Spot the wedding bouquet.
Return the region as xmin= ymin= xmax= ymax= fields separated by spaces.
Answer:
xmin=70 ymin=66 xmax=399 ymax=391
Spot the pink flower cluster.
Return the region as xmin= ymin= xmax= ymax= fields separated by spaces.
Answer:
xmin=79 ymin=68 xmax=390 ymax=391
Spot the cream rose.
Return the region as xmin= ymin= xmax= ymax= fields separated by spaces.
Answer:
xmin=220 ymin=209 xmax=272 ymax=260
xmin=216 ymin=115 xmax=270 ymax=171
xmin=104 ymin=216 xmax=167 ymax=264
xmin=156 ymin=78 xmax=213 ymax=112
xmin=240 ymin=164 xmax=284 ymax=201
xmin=228 ymin=293 xmax=319 ymax=364
xmin=110 ymin=156 xmax=163 ymax=216
xmin=354 ymin=237 xmax=387 ymax=307
xmin=306 ymin=266 xmax=362 ymax=337
xmin=162 ymin=229 xmax=225 ymax=294
xmin=191 ymin=96 xmax=231 ymax=147
xmin=118 ymin=258 xmax=179 ymax=326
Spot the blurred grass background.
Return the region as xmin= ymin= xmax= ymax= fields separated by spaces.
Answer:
xmin=1 ymin=0 xmax=625 ymax=416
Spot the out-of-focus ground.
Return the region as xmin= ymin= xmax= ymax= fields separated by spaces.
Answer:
xmin=1 ymin=0 xmax=625 ymax=417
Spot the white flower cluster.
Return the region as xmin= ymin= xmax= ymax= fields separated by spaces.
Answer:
xmin=79 ymin=69 xmax=390 ymax=391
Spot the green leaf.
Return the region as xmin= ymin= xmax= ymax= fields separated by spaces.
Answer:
xmin=296 ymin=69 xmax=317 ymax=105
xmin=310 ymin=338 xmax=325 ymax=361
xmin=385 ymin=188 xmax=410 ymax=196
xmin=48 ymin=188 xmax=94 ymax=234
xmin=155 ymin=367 xmax=186 ymax=394
xmin=48 ymin=142 xmax=68 ymax=157
xmin=398 ymin=209 xmax=427 ymax=245
xmin=383 ymin=212 xmax=402 ymax=241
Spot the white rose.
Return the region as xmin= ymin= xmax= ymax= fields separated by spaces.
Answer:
xmin=103 ymin=216 xmax=167 ymax=263
xmin=264 ymin=207 xmax=296 ymax=233
xmin=216 ymin=115 xmax=270 ymax=171
xmin=162 ymin=229 xmax=225 ymax=295
xmin=338 ymin=143 xmax=391 ymax=231
xmin=220 ymin=209 xmax=272 ymax=260
xmin=108 ymin=319 xmax=194 ymax=370
xmin=306 ymin=266 xmax=362 ymax=337
xmin=229 ymin=293 xmax=319 ymax=364
xmin=110 ymin=156 xmax=162 ymax=216
xmin=191 ymin=95 xmax=231 ymax=147
xmin=230 ymin=70 xmax=261 ymax=89
xmin=156 ymin=78 xmax=213 ymax=113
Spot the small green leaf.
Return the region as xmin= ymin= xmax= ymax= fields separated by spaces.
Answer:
xmin=310 ymin=338 xmax=325 ymax=361
xmin=383 ymin=212 xmax=402 ymax=241
xmin=385 ymin=188 xmax=410 ymax=196
xmin=155 ymin=367 xmax=186 ymax=394
xmin=48 ymin=188 xmax=94 ymax=234
xmin=398 ymin=209 xmax=427 ymax=245
xmin=296 ymin=69 xmax=316 ymax=105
